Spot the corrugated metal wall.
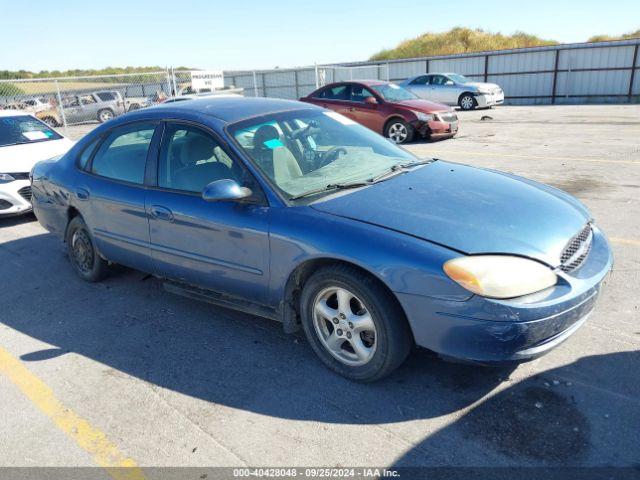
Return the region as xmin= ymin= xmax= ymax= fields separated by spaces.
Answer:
xmin=224 ymin=39 xmax=640 ymax=105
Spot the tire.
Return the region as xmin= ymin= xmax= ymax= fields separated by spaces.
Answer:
xmin=97 ymin=109 xmax=114 ymax=123
xmin=65 ymin=216 xmax=108 ymax=282
xmin=300 ymin=265 xmax=413 ymax=382
xmin=384 ymin=119 xmax=414 ymax=144
xmin=459 ymin=93 xmax=477 ymax=111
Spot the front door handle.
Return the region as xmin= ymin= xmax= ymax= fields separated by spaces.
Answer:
xmin=149 ymin=205 xmax=174 ymax=222
xmin=76 ymin=188 xmax=90 ymax=200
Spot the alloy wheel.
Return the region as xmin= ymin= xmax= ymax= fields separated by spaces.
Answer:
xmin=99 ymin=110 xmax=113 ymax=122
xmin=388 ymin=123 xmax=408 ymax=143
xmin=312 ymin=286 xmax=377 ymax=367
xmin=460 ymin=95 xmax=474 ymax=110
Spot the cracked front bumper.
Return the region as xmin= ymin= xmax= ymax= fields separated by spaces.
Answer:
xmin=396 ymin=226 xmax=613 ymax=364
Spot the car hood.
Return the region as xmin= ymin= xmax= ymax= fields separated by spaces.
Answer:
xmin=310 ymin=160 xmax=590 ymax=267
xmin=394 ymin=98 xmax=451 ymax=112
xmin=0 ymin=138 xmax=74 ymax=173
xmin=462 ymin=81 xmax=501 ymax=91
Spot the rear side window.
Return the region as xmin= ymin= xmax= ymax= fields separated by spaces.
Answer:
xmin=96 ymin=92 xmax=116 ymax=101
xmin=316 ymin=85 xmax=349 ymax=100
xmin=91 ymin=123 xmax=156 ymax=184
xmin=78 ymin=137 xmax=100 ymax=170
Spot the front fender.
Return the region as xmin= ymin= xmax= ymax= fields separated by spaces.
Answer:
xmin=267 ymin=206 xmax=472 ymax=308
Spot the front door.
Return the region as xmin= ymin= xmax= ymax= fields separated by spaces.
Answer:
xmin=145 ymin=122 xmax=271 ymax=304
xmin=346 ymin=84 xmax=384 ymax=133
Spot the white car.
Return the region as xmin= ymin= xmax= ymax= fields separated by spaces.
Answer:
xmin=0 ymin=111 xmax=74 ymax=217
xmin=399 ymin=73 xmax=504 ymax=110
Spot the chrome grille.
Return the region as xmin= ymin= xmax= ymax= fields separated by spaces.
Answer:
xmin=18 ymin=186 xmax=32 ymax=202
xmin=560 ymin=224 xmax=593 ymax=273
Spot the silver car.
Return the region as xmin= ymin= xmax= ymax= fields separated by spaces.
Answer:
xmin=61 ymin=91 xmax=125 ymax=124
xmin=399 ymin=73 xmax=504 ymax=111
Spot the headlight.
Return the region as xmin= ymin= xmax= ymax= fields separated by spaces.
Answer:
xmin=412 ymin=111 xmax=434 ymax=122
xmin=476 ymin=89 xmax=492 ymax=95
xmin=0 ymin=173 xmax=16 ymax=184
xmin=443 ymin=255 xmax=557 ymax=299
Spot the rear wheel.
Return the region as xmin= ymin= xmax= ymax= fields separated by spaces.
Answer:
xmin=66 ymin=216 xmax=108 ymax=282
xmin=97 ymin=109 xmax=114 ymax=123
xmin=385 ymin=119 xmax=414 ymax=144
xmin=300 ymin=265 xmax=413 ymax=382
xmin=459 ymin=93 xmax=477 ymax=111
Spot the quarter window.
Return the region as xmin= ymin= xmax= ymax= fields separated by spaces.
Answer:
xmin=158 ymin=124 xmax=242 ymax=193
xmin=91 ymin=123 xmax=156 ymax=184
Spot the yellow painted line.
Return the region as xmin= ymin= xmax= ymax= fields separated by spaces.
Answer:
xmin=424 ymin=149 xmax=640 ymax=166
xmin=610 ymin=237 xmax=640 ymax=246
xmin=0 ymin=346 xmax=145 ymax=480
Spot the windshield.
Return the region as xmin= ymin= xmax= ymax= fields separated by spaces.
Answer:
xmin=229 ymin=109 xmax=418 ymax=199
xmin=0 ymin=115 xmax=62 ymax=147
xmin=448 ymin=74 xmax=470 ymax=84
xmin=370 ymin=84 xmax=417 ymax=102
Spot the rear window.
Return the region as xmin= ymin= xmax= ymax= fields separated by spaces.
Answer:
xmin=0 ymin=115 xmax=63 ymax=147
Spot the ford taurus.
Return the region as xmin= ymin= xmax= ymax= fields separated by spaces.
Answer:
xmin=31 ymin=97 xmax=612 ymax=381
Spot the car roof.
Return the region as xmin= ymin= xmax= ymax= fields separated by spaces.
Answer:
xmin=0 ymin=110 xmax=31 ymax=117
xmin=322 ymin=79 xmax=389 ymax=87
xmin=150 ymin=96 xmax=319 ymax=123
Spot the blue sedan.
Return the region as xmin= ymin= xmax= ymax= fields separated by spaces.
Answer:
xmin=31 ymin=97 xmax=613 ymax=381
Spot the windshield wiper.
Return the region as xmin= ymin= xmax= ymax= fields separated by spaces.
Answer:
xmin=288 ymin=181 xmax=370 ymax=201
xmin=288 ymin=159 xmax=436 ymax=201
xmin=368 ymin=158 xmax=434 ymax=183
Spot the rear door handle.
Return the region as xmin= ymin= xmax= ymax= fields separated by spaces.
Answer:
xmin=149 ymin=205 xmax=174 ymax=222
xmin=76 ymin=188 xmax=90 ymax=200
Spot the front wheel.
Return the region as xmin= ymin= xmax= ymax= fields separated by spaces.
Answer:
xmin=385 ymin=119 xmax=414 ymax=144
xmin=459 ymin=93 xmax=477 ymax=111
xmin=300 ymin=265 xmax=413 ymax=382
xmin=66 ymin=216 xmax=109 ymax=282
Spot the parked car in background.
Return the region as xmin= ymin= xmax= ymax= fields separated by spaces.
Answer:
xmin=20 ymin=98 xmax=51 ymax=114
xmin=301 ymin=80 xmax=458 ymax=143
xmin=124 ymin=95 xmax=153 ymax=112
xmin=400 ymin=73 xmax=504 ymax=110
xmin=0 ymin=111 xmax=73 ymax=217
xmin=31 ymin=97 xmax=612 ymax=381
xmin=61 ymin=90 xmax=125 ymax=124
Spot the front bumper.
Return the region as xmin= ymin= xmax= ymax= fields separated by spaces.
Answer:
xmin=412 ymin=118 xmax=459 ymax=139
xmin=396 ymin=226 xmax=613 ymax=364
xmin=0 ymin=179 xmax=32 ymax=217
xmin=475 ymin=91 xmax=505 ymax=108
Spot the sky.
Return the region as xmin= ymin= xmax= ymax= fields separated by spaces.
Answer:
xmin=1 ymin=0 xmax=639 ymax=72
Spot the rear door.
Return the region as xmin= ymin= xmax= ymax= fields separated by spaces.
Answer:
xmin=145 ymin=122 xmax=271 ymax=304
xmin=309 ymin=84 xmax=351 ymax=116
xmin=77 ymin=121 xmax=160 ymax=272
xmin=405 ymin=75 xmax=431 ymax=99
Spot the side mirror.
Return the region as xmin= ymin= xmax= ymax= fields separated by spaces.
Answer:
xmin=202 ymin=179 xmax=252 ymax=202
xmin=364 ymin=96 xmax=378 ymax=105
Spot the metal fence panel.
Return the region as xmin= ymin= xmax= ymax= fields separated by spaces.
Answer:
xmin=558 ymin=45 xmax=635 ymax=69
xmin=556 ymin=69 xmax=631 ymax=96
xmin=428 ymin=56 xmax=485 ymax=75
xmin=489 ymin=51 xmax=556 ymax=74
xmin=388 ymin=61 xmax=427 ymax=81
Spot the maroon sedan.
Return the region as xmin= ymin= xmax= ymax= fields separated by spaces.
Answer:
xmin=300 ymin=80 xmax=458 ymax=144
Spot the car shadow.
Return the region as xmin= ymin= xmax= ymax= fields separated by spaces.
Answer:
xmin=0 ymin=212 xmax=37 ymax=228
xmin=1 ymin=232 xmax=511 ymax=426
xmin=1 ymin=232 xmax=637 ymax=466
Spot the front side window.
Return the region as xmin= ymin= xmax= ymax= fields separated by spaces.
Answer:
xmin=230 ymin=109 xmax=416 ymax=200
xmin=159 ymin=124 xmax=243 ymax=193
xmin=0 ymin=115 xmax=62 ymax=147
xmin=369 ymin=83 xmax=417 ymax=102
xmin=80 ymin=95 xmax=97 ymax=105
xmin=350 ymin=85 xmax=375 ymax=103
xmin=91 ymin=123 xmax=156 ymax=184
xmin=447 ymin=74 xmax=469 ymax=84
